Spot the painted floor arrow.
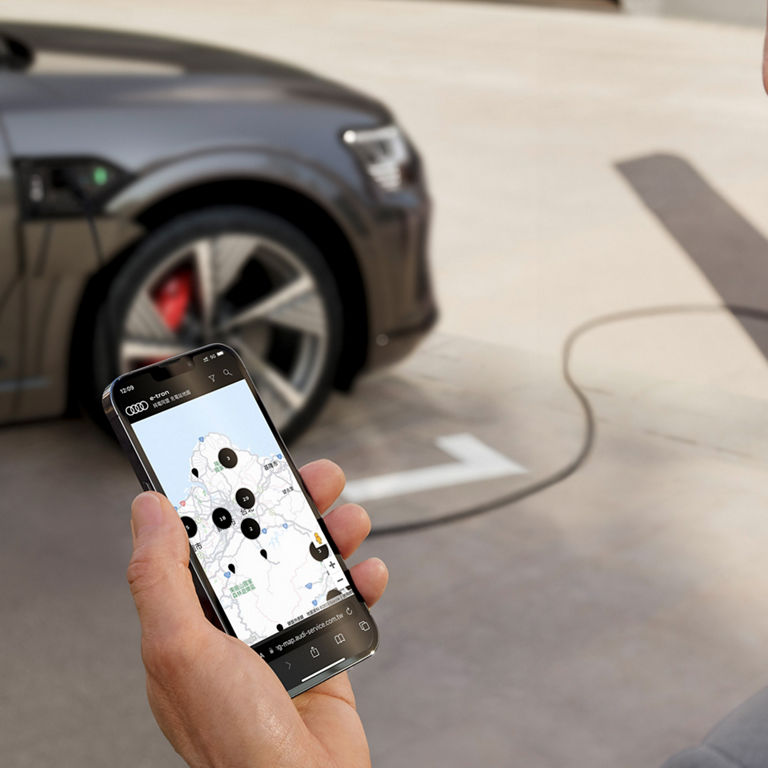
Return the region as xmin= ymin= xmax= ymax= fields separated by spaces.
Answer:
xmin=342 ymin=433 xmax=527 ymax=502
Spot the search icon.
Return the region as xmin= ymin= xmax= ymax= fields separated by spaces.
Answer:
xmin=223 ymin=368 xmax=232 ymax=376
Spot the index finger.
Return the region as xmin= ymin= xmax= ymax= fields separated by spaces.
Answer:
xmin=299 ymin=459 xmax=345 ymax=514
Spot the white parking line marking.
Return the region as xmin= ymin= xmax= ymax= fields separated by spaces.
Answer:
xmin=343 ymin=433 xmax=527 ymax=502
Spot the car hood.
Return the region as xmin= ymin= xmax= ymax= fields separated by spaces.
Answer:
xmin=1 ymin=22 xmax=317 ymax=76
xmin=0 ymin=21 xmax=389 ymax=117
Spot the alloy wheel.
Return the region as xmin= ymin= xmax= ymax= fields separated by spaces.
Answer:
xmin=118 ymin=233 xmax=330 ymax=431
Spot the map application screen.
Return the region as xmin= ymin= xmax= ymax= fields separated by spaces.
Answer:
xmin=132 ymin=379 xmax=353 ymax=647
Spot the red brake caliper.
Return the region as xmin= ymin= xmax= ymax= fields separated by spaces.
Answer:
xmin=152 ymin=265 xmax=194 ymax=332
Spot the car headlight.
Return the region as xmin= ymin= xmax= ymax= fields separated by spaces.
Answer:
xmin=342 ymin=124 xmax=414 ymax=192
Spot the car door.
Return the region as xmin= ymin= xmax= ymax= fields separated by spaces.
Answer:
xmin=0 ymin=90 xmax=21 ymax=424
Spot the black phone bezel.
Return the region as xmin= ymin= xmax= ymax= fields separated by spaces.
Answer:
xmin=102 ymin=342 xmax=378 ymax=697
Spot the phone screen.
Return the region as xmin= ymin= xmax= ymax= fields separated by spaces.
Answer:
xmin=108 ymin=345 xmax=376 ymax=694
xmin=132 ymin=376 xmax=354 ymax=645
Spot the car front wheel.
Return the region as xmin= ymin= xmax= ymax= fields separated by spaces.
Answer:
xmin=92 ymin=206 xmax=343 ymax=441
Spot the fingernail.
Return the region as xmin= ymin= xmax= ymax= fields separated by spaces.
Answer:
xmin=132 ymin=493 xmax=164 ymax=538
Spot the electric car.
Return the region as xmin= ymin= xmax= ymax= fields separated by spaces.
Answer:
xmin=0 ymin=23 xmax=436 ymax=438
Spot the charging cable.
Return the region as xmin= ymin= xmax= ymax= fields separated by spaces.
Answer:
xmin=369 ymin=303 xmax=768 ymax=537
xmin=61 ymin=168 xmax=106 ymax=267
xmin=62 ymin=191 xmax=768 ymax=539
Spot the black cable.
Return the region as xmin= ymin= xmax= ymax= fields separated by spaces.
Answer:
xmin=32 ymin=220 xmax=52 ymax=276
xmin=369 ymin=303 xmax=768 ymax=538
xmin=62 ymin=168 xmax=106 ymax=267
xmin=83 ymin=207 xmax=106 ymax=267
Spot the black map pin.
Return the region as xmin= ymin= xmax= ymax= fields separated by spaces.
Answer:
xmin=227 ymin=563 xmax=236 ymax=574
xmin=260 ymin=549 xmax=268 ymax=559
xmin=276 ymin=624 xmax=284 ymax=632
xmin=218 ymin=448 xmax=238 ymax=468
xmin=212 ymin=507 xmax=233 ymax=530
xmin=309 ymin=541 xmax=329 ymax=561
xmin=181 ymin=516 xmax=198 ymax=538
xmin=191 ymin=468 xmax=199 ymax=478
xmin=236 ymin=487 xmax=255 ymax=509
xmin=241 ymin=518 xmax=260 ymax=540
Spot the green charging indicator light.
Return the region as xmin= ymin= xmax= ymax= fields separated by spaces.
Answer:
xmin=92 ymin=165 xmax=109 ymax=186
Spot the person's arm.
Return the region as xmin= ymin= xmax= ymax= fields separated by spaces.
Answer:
xmin=661 ymin=686 xmax=768 ymax=768
xmin=127 ymin=459 xmax=388 ymax=768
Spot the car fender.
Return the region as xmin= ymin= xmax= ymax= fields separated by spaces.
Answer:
xmin=105 ymin=148 xmax=377 ymax=253
xmin=103 ymin=148 xmax=398 ymax=351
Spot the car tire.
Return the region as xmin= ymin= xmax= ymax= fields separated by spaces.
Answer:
xmin=90 ymin=206 xmax=343 ymax=442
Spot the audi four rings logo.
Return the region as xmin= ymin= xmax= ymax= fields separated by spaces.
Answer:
xmin=125 ymin=401 xmax=149 ymax=416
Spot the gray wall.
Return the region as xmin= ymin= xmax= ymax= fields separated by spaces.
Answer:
xmin=623 ymin=0 xmax=766 ymax=26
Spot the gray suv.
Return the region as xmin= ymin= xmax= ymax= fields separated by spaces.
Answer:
xmin=0 ymin=23 xmax=436 ymax=438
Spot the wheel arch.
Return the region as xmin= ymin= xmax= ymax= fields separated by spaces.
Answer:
xmin=70 ymin=177 xmax=370 ymax=413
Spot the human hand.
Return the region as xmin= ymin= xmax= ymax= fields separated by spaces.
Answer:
xmin=127 ymin=460 xmax=388 ymax=768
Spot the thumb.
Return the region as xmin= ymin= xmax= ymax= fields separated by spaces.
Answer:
xmin=128 ymin=492 xmax=205 ymax=641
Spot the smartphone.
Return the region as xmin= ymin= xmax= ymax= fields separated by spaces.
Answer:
xmin=103 ymin=343 xmax=378 ymax=696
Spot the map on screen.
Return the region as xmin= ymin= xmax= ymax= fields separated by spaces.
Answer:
xmin=133 ymin=380 xmax=352 ymax=645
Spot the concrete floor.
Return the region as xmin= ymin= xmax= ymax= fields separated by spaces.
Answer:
xmin=4 ymin=2 xmax=768 ymax=767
